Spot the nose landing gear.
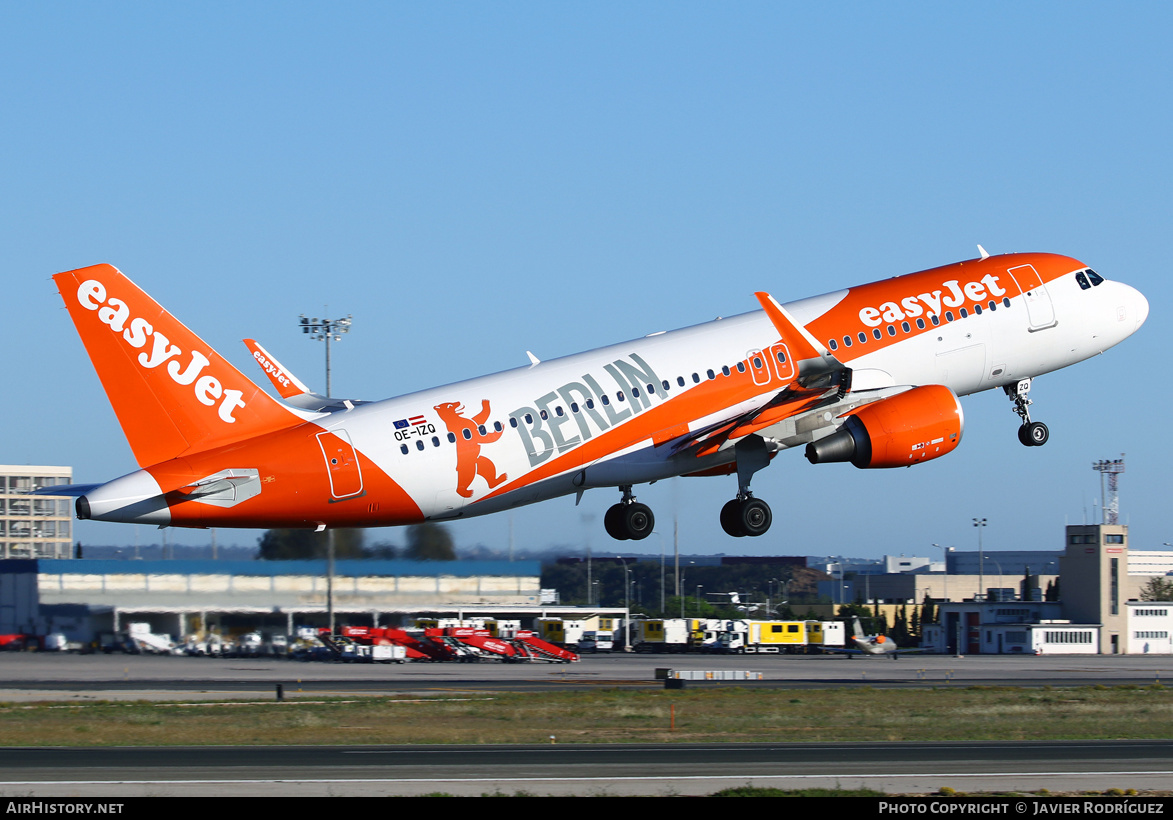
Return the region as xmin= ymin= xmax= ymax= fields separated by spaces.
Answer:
xmin=1006 ymin=378 xmax=1049 ymax=447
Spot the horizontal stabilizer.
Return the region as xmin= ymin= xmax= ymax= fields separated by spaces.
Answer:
xmin=28 ymin=483 xmax=101 ymax=498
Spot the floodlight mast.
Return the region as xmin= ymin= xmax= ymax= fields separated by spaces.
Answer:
xmin=298 ymin=312 xmax=352 ymax=398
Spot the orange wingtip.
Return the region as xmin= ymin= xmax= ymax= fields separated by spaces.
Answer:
xmin=243 ymin=339 xmax=312 ymax=400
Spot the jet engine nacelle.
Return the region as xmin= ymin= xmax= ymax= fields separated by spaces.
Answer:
xmin=804 ymin=384 xmax=964 ymax=469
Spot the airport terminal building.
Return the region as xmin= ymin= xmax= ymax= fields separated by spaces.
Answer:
xmin=0 ymin=558 xmax=544 ymax=645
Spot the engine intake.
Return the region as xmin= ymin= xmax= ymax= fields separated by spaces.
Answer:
xmin=805 ymin=384 xmax=964 ymax=469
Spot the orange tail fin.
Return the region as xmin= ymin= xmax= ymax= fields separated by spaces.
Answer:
xmin=54 ymin=264 xmax=303 ymax=467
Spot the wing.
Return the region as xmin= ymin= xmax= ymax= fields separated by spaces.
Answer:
xmin=665 ymin=290 xmax=854 ymax=460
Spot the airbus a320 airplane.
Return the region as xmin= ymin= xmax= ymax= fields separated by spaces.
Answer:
xmin=47 ymin=249 xmax=1146 ymax=541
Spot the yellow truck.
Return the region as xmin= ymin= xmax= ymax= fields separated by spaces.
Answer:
xmin=718 ymin=620 xmax=810 ymax=653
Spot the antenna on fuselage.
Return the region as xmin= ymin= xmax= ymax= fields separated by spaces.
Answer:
xmin=977 ymin=245 xmax=990 ymax=259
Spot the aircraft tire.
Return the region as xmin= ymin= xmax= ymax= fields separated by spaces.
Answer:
xmin=738 ymin=497 xmax=772 ymax=537
xmin=604 ymin=504 xmax=629 ymax=540
xmin=623 ymin=502 xmax=654 ymax=540
xmin=1025 ymin=421 xmax=1049 ymax=446
xmin=720 ymin=499 xmax=746 ymax=537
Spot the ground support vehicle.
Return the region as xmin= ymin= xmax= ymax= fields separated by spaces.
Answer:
xmin=427 ymin=628 xmax=578 ymax=663
xmin=717 ymin=620 xmax=814 ymax=654
xmin=631 ymin=619 xmax=694 ymax=653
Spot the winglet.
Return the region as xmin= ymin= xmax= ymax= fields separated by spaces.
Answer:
xmin=243 ymin=339 xmax=314 ymax=400
xmin=754 ymin=292 xmax=826 ymax=361
xmin=243 ymin=338 xmax=357 ymax=412
xmin=754 ymin=292 xmax=846 ymax=381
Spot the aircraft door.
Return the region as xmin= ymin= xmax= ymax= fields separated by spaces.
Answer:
xmin=1007 ymin=264 xmax=1057 ymax=331
xmin=747 ymin=349 xmax=772 ymax=386
xmin=769 ymin=342 xmax=795 ymax=383
xmin=317 ymin=429 xmax=364 ymax=500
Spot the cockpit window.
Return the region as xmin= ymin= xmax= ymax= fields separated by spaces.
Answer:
xmin=1076 ymin=271 xmax=1091 ymax=290
xmin=1086 ymin=268 xmax=1105 ymax=286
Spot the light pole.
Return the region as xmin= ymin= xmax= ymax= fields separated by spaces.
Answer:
xmin=617 ymin=556 xmax=631 ymax=651
xmin=932 ymin=543 xmax=953 ymax=602
xmin=973 ymin=518 xmax=987 ymax=602
xmin=300 ymin=311 xmax=351 ymax=635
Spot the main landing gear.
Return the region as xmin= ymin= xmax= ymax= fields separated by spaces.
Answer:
xmin=720 ymin=494 xmax=772 ymax=538
xmin=601 ymin=435 xmax=778 ymax=541
xmin=604 ymin=486 xmax=655 ymax=541
xmin=720 ymin=433 xmax=773 ymax=538
xmin=1006 ymin=378 xmax=1049 ymax=447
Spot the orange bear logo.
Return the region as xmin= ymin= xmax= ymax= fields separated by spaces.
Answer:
xmin=433 ymin=400 xmax=508 ymax=498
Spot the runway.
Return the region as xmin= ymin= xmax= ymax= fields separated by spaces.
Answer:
xmin=1 ymin=653 xmax=1171 ymax=796
xmin=1 ymin=651 xmax=1171 ymax=702
xmin=2 ymin=740 xmax=1172 ymax=797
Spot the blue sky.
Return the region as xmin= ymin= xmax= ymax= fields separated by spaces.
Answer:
xmin=4 ymin=4 xmax=1171 ymax=559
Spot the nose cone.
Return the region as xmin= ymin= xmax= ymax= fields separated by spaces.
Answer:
xmin=1132 ymin=285 xmax=1150 ymax=331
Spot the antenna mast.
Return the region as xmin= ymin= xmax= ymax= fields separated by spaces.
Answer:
xmin=1092 ymin=455 xmax=1125 ymax=525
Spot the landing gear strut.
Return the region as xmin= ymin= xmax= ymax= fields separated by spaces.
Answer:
xmin=1005 ymin=378 xmax=1048 ymax=447
xmin=604 ymin=486 xmax=655 ymax=541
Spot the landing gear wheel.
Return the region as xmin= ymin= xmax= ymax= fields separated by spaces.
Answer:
xmin=1019 ymin=421 xmax=1049 ymax=447
xmin=604 ymin=504 xmax=629 ymax=540
xmin=720 ymin=499 xmax=746 ymax=537
xmin=738 ymin=497 xmax=772 ymax=537
xmin=622 ymin=503 xmax=654 ymax=540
